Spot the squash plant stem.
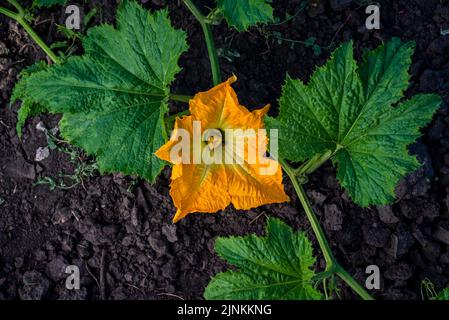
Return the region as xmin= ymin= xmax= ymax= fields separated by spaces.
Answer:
xmin=182 ymin=0 xmax=222 ymax=86
xmin=169 ymin=94 xmax=192 ymax=103
xmin=281 ymin=159 xmax=374 ymax=300
xmin=0 ymin=0 xmax=60 ymax=64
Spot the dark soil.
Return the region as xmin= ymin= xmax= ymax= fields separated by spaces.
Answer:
xmin=1 ymin=0 xmax=449 ymax=300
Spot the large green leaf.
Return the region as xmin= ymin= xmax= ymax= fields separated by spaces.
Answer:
xmin=15 ymin=1 xmax=188 ymax=182
xmin=266 ymin=38 xmax=441 ymax=206
xmin=204 ymin=218 xmax=322 ymax=300
xmin=217 ymin=0 xmax=273 ymax=31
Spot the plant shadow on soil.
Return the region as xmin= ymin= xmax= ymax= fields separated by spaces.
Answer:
xmin=0 ymin=0 xmax=449 ymax=300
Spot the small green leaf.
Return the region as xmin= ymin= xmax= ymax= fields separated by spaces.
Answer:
xmin=15 ymin=1 xmax=188 ymax=182
xmin=266 ymin=38 xmax=441 ymax=206
xmin=204 ymin=217 xmax=322 ymax=300
xmin=432 ymin=288 xmax=449 ymax=300
xmin=11 ymin=61 xmax=48 ymax=138
xmin=217 ymin=0 xmax=273 ymax=31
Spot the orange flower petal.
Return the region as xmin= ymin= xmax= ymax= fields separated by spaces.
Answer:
xmin=170 ymin=164 xmax=230 ymax=222
xmin=226 ymin=160 xmax=290 ymax=210
xmin=155 ymin=115 xmax=194 ymax=164
xmin=189 ymin=75 xmax=237 ymax=129
xmin=221 ymin=101 xmax=270 ymax=131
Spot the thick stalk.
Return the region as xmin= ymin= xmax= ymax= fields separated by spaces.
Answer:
xmin=296 ymin=150 xmax=333 ymax=177
xmin=19 ymin=17 xmax=60 ymax=64
xmin=334 ymin=264 xmax=374 ymax=301
xmin=0 ymin=6 xmax=18 ymax=20
xmin=182 ymin=0 xmax=221 ymax=85
xmin=281 ymin=159 xmax=374 ymax=300
xmin=6 ymin=0 xmax=24 ymax=16
xmin=282 ymin=159 xmax=335 ymax=266
xmin=295 ymin=145 xmax=343 ymax=177
xmin=0 ymin=0 xmax=60 ymax=64
xmin=169 ymin=94 xmax=192 ymax=103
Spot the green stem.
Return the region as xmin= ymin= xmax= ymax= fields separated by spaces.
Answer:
xmin=313 ymin=269 xmax=335 ymax=282
xmin=182 ymin=0 xmax=221 ymax=86
xmin=0 ymin=0 xmax=60 ymax=64
xmin=295 ymin=150 xmax=331 ymax=177
xmin=169 ymin=94 xmax=192 ymax=103
xmin=165 ymin=109 xmax=190 ymax=124
xmin=282 ymin=159 xmax=335 ymax=266
xmin=7 ymin=0 xmax=24 ymax=17
xmin=334 ymin=264 xmax=374 ymax=301
xmin=281 ymin=159 xmax=374 ymax=300
xmin=295 ymin=146 xmax=343 ymax=177
xmin=202 ymin=24 xmax=221 ymax=86
xmin=0 ymin=6 xmax=18 ymax=20
xmin=322 ymin=278 xmax=329 ymax=300
xmin=19 ymin=17 xmax=61 ymax=64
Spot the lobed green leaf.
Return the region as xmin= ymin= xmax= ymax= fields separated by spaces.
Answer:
xmin=13 ymin=1 xmax=188 ymax=182
xmin=204 ymin=217 xmax=322 ymax=300
xmin=266 ymin=38 xmax=441 ymax=206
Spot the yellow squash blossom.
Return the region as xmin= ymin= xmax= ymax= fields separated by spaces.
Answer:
xmin=155 ymin=76 xmax=289 ymax=222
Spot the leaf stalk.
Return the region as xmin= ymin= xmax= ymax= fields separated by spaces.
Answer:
xmin=294 ymin=147 xmax=341 ymax=177
xmin=334 ymin=264 xmax=374 ymax=300
xmin=169 ymin=93 xmax=192 ymax=103
xmin=0 ymin=0 xmax=60 ymax=64
xmin=281 ymin=159 xmax=374 ymax=300
xmin=182 ymin=0 xmax=222 ymax=86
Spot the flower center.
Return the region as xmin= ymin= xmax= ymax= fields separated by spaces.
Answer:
xmin=204 ymin=128 xmax=225 ymax=150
